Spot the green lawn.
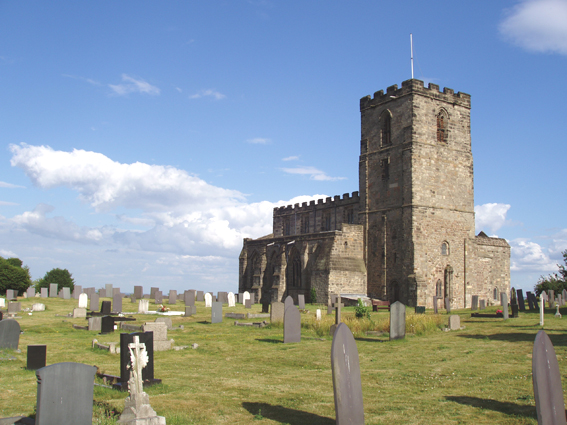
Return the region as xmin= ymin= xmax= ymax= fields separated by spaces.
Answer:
xmin=1 ymin=296 xmax=565 ymax=424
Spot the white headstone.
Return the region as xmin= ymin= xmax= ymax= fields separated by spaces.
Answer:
xmin=138 ymin=299 xmax=149 ymax=314
xmin=204 ymin=292 xmax=212 ymax=308
xmin=78 ymin=293 xmax=88 ymax=309
xmin=316 ymin=309 xmax=321 ymax=321
xmin=32 ymin=303 xmax=46 ymax=312
xmin=243 ymin=291 xmax=250 ymax=304
xmin=0 ymin=298 xmax=5 ymax=308
xmin=227 ymin=292 xmax=235 ymax=307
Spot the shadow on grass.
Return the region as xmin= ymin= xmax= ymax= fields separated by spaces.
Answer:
xmin=354 ymin=337 xmax=386 ymax=343
xmin=242 ymin=402 xmax=334 ymax=425
xmin=457 ymin=332 xmax=567 ymax=345
xmin=445 ymin=396 xmax=537 ymax=418
xmin=256 ymin=338 xmax=283 ymax=344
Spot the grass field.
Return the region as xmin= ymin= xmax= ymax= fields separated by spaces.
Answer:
xmin=1 ymin=296 xmax=566 ymax=424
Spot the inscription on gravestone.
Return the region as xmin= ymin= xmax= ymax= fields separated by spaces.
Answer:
xmin=119 ymin=332 xmax=159 ymax=391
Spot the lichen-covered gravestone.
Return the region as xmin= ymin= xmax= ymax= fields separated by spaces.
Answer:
xmin=532 ymin=330 xmax=567 ymax=425
xmin=331 ymin=322 xmax=364 ymax=425
xmin=390 ymin=301 xmax=406 ymax=341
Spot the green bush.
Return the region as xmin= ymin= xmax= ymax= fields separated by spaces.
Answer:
xmin=354 ymin=298 xmax=371 ymax=319
xmin=309 ymin=287 xmax=317 ymax=304
xmin=0 ymin=257 xmax=32 ymax=295
xmin=36 ymin=268 xmax=75 ymax=292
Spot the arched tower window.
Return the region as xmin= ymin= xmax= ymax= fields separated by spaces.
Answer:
xmin=436 ymin=279 xmax=442 ymax=297
xmin=381 ymin=110 xmax=392 ymax=146
xmin=437 ymin=109 xmax=448 ymax=143
xmin=287 ymin=249 xmax=302 ymax=288
xmin=441 ymin=242 xmax=449 ymax=256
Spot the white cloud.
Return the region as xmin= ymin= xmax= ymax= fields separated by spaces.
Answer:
xmin=475 ymin=203 xmax=511 ymax=233
xmin=282 ymin=166 xmax=346 ymax=181
xmin=0 ymin=181 xmax=25 ymax=189
xmin=500 ymin=0 xmax=567 ymax=54
xmin=246 ymin=138 xmax=271 ymax=144
xmin=282 ymin=156 xmax=299 ymax=161
xmin=109 ymin=74 xmax=161 ymax=96
xmin=0 ymin=249 xmax=17 ymax=257
xmin=0 ymin=201 xmax=18 ymax=206
xmin=190 ymin=89 xmax=226 ymax=100
xmin=510 ymin=238 xmax=558 ymax=272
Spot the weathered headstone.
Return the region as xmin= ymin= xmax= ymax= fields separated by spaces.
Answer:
xmin=283 ymin=304 xmax=301 ymax=343
xmin=26 ymin=287 xmax=36 ymax=298
xmin=204 ymin=292 xmax=212 ymax=308
xmin=101 ymin=316 xmax=115 ymax=334
xmin=90 ymin=293 xmax=99 ymax=311
xmin=27 ymin=345 xmax=47 ymax=370
xmin=517 ymin=289 xmax=526 ymax=312
xmin=168 ymin=290 xmax=177 ymax=305
xmin=49 ymin=283 xmax=58 ymax=298
xmin=112 ymin=293 xmax=123 ymax=314
xmin=270 ymin=302 xmax=285 ymax=323
xmin=331 ymin=322 xmax=364 ymax=425
xmin=138 ymin=299 xmax=149 ymax=314
xmin=212 ymin=301 xmax=223 ymax=324
xmin=445 ymin=297 xmax=451 ymax=313
xmin=448 ymin=315 xmax=460 ymax=330
xmin=471 ymin=295 xmax=478 ymax=311
xmin=390 ymin=301 xmax=406 ymax=340
xmin=78 ymin=293 xmax=88 ymax=309
xmin=298 ymin=294 xmax=305 ymax=310
xmin=35 ymin=362 xmax=97 ymax=425
xmin=155 ymin=291 xmax=163 ymax=304
xmin=197 ymin=291 xmax=204 ymax=302
xmin=41 ymin=287 xmax=48 ymax=298
xmin=532 ymin=330 xmax=567 ymax=425
xmin=500 ymin=292 xmax=509 ymax=320
xmin=479 ymin=299 xmax=486 ymax=310
xmin=227 ymin=292 xmax=235 ymax=307
xmin=88 ymin=317 xmax=101 ymax=331
xmin=58 ymin=288 xmax=64 ymax=298
xmin=134 ymin=286 xmax=143 ymax=300
xmin=73 ymin=308 xmax=87 ymax=318
xmin=563 ymin=289 xmax=567 ymax=306
xmin=0 ymin=319 xmax=20 ymax=349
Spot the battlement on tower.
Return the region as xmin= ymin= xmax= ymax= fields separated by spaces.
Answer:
xmin=360 ymin=79 xmax=471 ymax=110
xmin=273 ymin=191 xmax=360 ymax=217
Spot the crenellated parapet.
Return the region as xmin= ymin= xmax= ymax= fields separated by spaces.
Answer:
xmin=360 ymin=79 xmax=471 ymax=111
xmin=273 ymin=191 xmax=360 ymax=217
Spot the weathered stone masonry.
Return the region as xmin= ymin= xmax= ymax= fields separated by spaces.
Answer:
xmin=239 ymin=79 xmax=510 ymax=309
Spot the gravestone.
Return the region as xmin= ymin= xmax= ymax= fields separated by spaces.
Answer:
xmin=526 ymin=291 xmax=535 ymax=311
xmin=316 ymin=309 xmax=321 ymax=320
xmin=113 ymin=288 xmax=121 ymax=296
xmin=390 ymin=301 xmax=406 ymax=341
xmin=72 ymin=285 xmax=82 ymax=299
xmin=250 ymin=293 xmax=255 ymax=305
xmin=130 ymin=294 xmax=136 ymax=304
xmin=204 ymin=293 xmax=212 ymax=308
xmin=100 ymin=316 xmax=115 ymax=334
xmin=471 ymin=295 xmax=478 ymax=311
xmin=448 ymin=315 xmax=460 ymax=330
xmin=134 ymin=286 xmax=143 ymax=300
xmin=105 ymin=284 xmax=113 ymax=298
xmin=331 ymin=322 xmax=364 ymax=425
xmin=563 ymin=289 xmax=567 ymax=305
xmin=517 ymin=289 xmax=526 ymax=312
xmin=62 ymin=287 xmax=71 ymax=300
xmin=112 ymin=293 xmax=122 ymax=314
xmin=0 ymin=311 xmax=2 ymax=320
xmin=90 ymin=293 xmax=99 ymax=311
xmin=27 ymin=345 xmax=47 ymax=370
xmin=330 ymin=295 xmax=344 ymax=336
xmin=6 ymin=289 xmax=16 ymax=300
xmin=32 ymin=303 xmax=45 ymax=312
xmin=138 ymin=299 xmax=149 ymax=314
xmin=88 ymin=317 xmax=101 ymax=331
xmin=197 ymin=291 xmax=204 ymax=302
xmin=298 ymin=294 xmax=306 ymax=310
xmin=283 ymin=304 xmax=301 ymax=343
xmin=184 ymin=305 xmax=197 ymax=316
xmin=35 ymin=362 xmax=97 ymax=425
xmin=49 ymin=283 xmax=58 ymax=297
xmin=99 ymin=288 xmax=106 ymax=298
xmin=433 ymin=296 xmax=439 ymax=314
xmin=41 ymin=288 xmax=48 ymax=298
xmin=270 ymin=302 xmax=285 ymax=323
xmin=227 ymin=292 xmax=235 ymax=307
xmin=73 ymin=308 xmax=87 ymax=318
xmin=168 ymin=290 xmax=177 ymax=305
xmin=0 ymin=297 xmax=4 ymax=308
xmin=217 ymin=292 xmax=228 ymax=304
xmin=532 ymin=330 xmax=567 ymax=425
xmin=78 ymin=293 xmax=88 ymax=309
xmin=0 ymin=319 xmax=20 ymax=349
xmin=556 ymin=304 xmax=562 ymax=318
xmin=154 ymin=317 xmax=173 ymax=330
xmin=150 ymin=287 xmax=159 ymax=298
xmin=211 ymin=302 xmax=223 ymax=324
xmin=101 ymin=300 xmax=112 ymax=315
xmin=500 ymin=293 xmax=509 ymax=320
xmin=119 ymin=332 xmax=157 ymax=391
xmin=26 ymin=287 xmax=36 ymax=298
xmin=245 ymin=299 xmax=251 ymax=309
xmin=540 ymin=292 xmax=548 ymax=326
xmin=415 ymin=306 xmax=425 ymax=314
xmin=242 ymin=291 xmax=250 ymax=305
xmin=142 ymin=322 xmax=172 ymax=351
xmin=445 ymin=297 xmax=451 ymax=313
xmin=8 ymin=302 xmax=21 ymax=313
xmin=58 ymin=289 xmax=64 ymax=298
xmin=284 ymin=295 xmax=294 ymax=312
xmin=184 ymin=290 xmax=196 ymax=306
xmin=479 ymin=299 xmax=486 ymax=310
xmin=155 ymin=291 xmax=163 ymax=304
xmin=548 ymin=290 xmax=555 ymax=308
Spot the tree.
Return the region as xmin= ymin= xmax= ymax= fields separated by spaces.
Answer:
xmin=37 ymin=268 xmax=75 ymax=292
xmin=0 ymin=256 xmax=32 ymax=295
xmin=535 ymin=250 xmax=567 ymax=296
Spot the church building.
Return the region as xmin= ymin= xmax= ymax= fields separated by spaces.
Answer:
xmin=239 ymin=79 xmax=510 ymax=309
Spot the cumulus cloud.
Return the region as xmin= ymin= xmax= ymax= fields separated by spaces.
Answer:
xmin=475 ymin=203 xmax=511 ymax=233
xmin=0 ymin=249 xmax=17 ymax=257
xmin=109 ymin=74 xmax=161 ymax=96
xmin=190 ymin=89 xmax=226 ymax=100
xmin=510 ymin=238 xmax=558 ymax=272
xmin=500 ymin=0 xmax=567 ymax=54
xmin=246 ymin=138 xmax=271 ymax=144
xmin=282 ymin=166 xmax=346 ymax=181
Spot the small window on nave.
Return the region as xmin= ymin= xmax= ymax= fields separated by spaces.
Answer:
xmin=441 ymin=242 xmax=449 ymax=256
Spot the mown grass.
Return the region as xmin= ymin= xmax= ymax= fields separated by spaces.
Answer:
xmin=1 ymin=296 xmax=566 ymax=424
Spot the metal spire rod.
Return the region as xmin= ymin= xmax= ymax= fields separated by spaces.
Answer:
xmin=410 ymin=33 xmax=414 ymax=79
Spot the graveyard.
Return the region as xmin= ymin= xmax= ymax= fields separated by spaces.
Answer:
xmin=1 ymin=292 xmax=566 ymax=424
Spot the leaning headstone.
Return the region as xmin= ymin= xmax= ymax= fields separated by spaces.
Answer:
xmin=211 ymin=302 xmax=223 ymax=324
xmin=106 ymin=284 xmax=113 ymax=298
xmin=448 ymin=315 xmax=460 ymax=330
xmin=471 ymin=295 xmax=478 ymax=311
xmin=78 ymin=293 xmax=88 ymax=309
xmin=390 ymin=301 xmax=406 ymax=341
xmin=26 ymin=287 xmax=36 ymax=298
xmin=479 ymin=299 xmax=486 ymax=310
xmin=35 ymin=362 xmax=97 ymax=425
xmin=227 ymin=292 xmax=235 ymax=307
xmin=527 ymin=291 xmax=535 ymax=311
xmin=112 ymin=293 xmax=123 ymax=314
xmin=328 ymin=294 xmax=337 ymax=315
xmin=138 ymin=299 xmax=149 ymax=314
xmin=517 ymin=289 xmax=526 ymax=312
xmin=532 ymin=330 xmax=567 ymax=425
xmin=270 ymin=302 xmax=285 ymax=323
xmin=88 ymin=317 xmax=102 ymax=331
xmin=204 ymin=293 xmax=212 ymax=308
xmin=49 ymin=283 xmax=58 ymax=297
xmin=283 ymin=304 xmax=301 ymax=343
xmin=73 ymin=308 xmax=87 ymax=318
xmin=90 ymin=293 xmax=99 ymax=311
xmin=445 ymin=297 xmax=451 ymax=313
xmin=134 ymin=286 xmax=143 ymax=300
xmin=331 ymin=322 xmax=364 ymax=425
xmin=501 ymin=293 xmax=509 ymax=320
xmin=41 ymin=287 xmax=48 ymax=298
xmin=0 ymin=319 xmax=20 ymax=349
xmin=101 ymin=316 xmax=115 ymax=334
xmin=298 ymin=294 xmax=305 ymax=310
xmin=168 ymin=290 xmax=177 ymax=305
xmin=27 ymin=345 xmax=47 ymax=370
xmin=197 ymin=291 xmax=204 ymax=302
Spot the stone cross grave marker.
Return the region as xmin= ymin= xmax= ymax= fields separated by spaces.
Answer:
xmin=500 ymin=293 xmax=509 ymax=320
xmin=49 ymin=283 xmax=58 ymax=298
xmin=134 ymin=286 xmax=143 ymax=300
xmin=517 ymin=289 xmax=526 ymax=312
xmin=112 ymin=293 xmax=123 ymax=314
xmin=212 ymin=301 xmax=223 ymax=324
xmin=331 ymin=322 xmax=364 ymax=425
xmin=330 ymin=294 xmax=344 ymax=336
xmin=390 ymin=301 xmax=406 ymax=340
xmin=298 ymin=294 xmax=305 ymax=310
xmin=78 ymin=293 xmax=88 ymax=309
xmin=27 ymin=345 xmax=47 ymax=370
xmin=35 ymin=362 xmax=97 ymax=425
xmin=328 ymin=294 xmax=337 ymax=315
xmin=532 ymin=330 xmax=567 ymax=425
xmin=41 ymin=287 xmax=48 ymax=298
xmin=471 ymin=295 xmax=478 ymax=311
xmin=204 ymin=292 xmax=212 ymax=308
xmin=119 ymin=332 xmax=158 ymax=391
xmin=168 ymin=290 xmax=177 ymax=305
xmin=228 ymin=292 xmax=235 ymax=307
xmin=283 ymin=303 xmax=301 ymax=343
xmin=138 ymin=299 xmax=149 ymax=314
xmin=271 ymin=302 xmax=284 ymax=323
xmin=0 ymin=319 xmax=20 ymax=349
xmin=90 ymin=293 xmax=99 ymax=311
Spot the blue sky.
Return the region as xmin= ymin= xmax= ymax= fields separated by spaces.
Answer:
xmin=0 ymin=0 xmax=566 ymax=294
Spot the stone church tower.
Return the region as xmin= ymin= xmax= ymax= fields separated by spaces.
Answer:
xmin=239 ymin=79 xmax=510 ymax=309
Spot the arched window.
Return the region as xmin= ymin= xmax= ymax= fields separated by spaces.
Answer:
xmin=287 ymin=249 xmax=302 ymax=288
xmin=441 ymin=242 xmax=449 ymax=256
xmin=444 ymin=266 xmax=453 ymax=300
xmin=436 ymin=279 xmax=443 ymax=297
xmin=381 ymin=110 xmax=392 ymax=146
xmin=437 ymin=109 xmax=448 ymax=143
xmin=493 ymin=287 xmax=498 ymax=300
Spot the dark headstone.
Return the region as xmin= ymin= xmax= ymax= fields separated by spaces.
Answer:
xmin=197 ymin=291 xmax=204 ymax=302
xmin=184 ymin=290 xmax=196 ymax=306
xmin=433 ymin=296 xmax=439 ymax=314
xmin=119 ymin=332 xmax=155 ymax=390
xmin=298 ymin=294 xmax=305 ymax=310
xmin=501 ymin=293 xmax=509 ymax=320
xmin=35 ymin=362 xmax=97 ymax=425
xmin=527 ymin=291 xmax=535 ymax=311
xmin=49 ymin=283 xmax=58 ymax=298
xmin=27 ymin=345 xmax=47 ymax=370
xmin=261 ymin=303 xmax=269 ymax=313
xmin=390 ymin=301 xmax=406 ymax=340
xmin=0 ymin=311 xmax=3 ymax=321
xmin=471 ymin=295 xmax=478 ymax=311
xmin=90 ymin=293 xmax=99 ymax=311
xmin=100 ymin=300 xmax=111 ymax=315
xmin=168 ymin=290 xmax=177 ymax=305
xmin=134 ymin=286 xmax=143 ymax=300
xmin=445 ymin=297 xmax=451 ymax=313
xmin=532 ymin=330 xmax=567 ymax=425
xmin=517 ymin=289 xmax=526 ymax=312
xmin=100 ymin=316 xmax=114 ymax=334
xmin=283 ymin=304 xmax=301 ymax=343
xmin=184 ymin=305 xmax=196 ymax=317
xmin=155 ymin=291 xmax=163 ymax=304
xmin=0 ymin=319 xmax=20 ymax=349
xmin=112 ymin=293 xmax=122 ymax=313
xmin=217 ymin=292 xmax=228 ymax=304
xmin=415 ymin=306 xmax=425 ymax=314
xmin=331 ymin=323 xmax=364 ymax=425
xmin=211 ymin=302 xmax=222 ymax=323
